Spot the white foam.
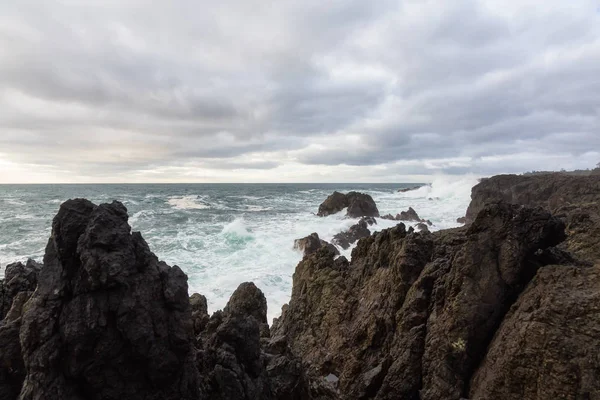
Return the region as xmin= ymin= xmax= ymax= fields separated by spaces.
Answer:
xmin=221 ymin=218 xmax=253 ymax=238
xmin=167 ymin=195 xmax=211 ymax=210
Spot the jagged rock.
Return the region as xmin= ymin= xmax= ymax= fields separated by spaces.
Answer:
xmin=0 ymin=259 xmax=41 ymax=321
xmin=465 ymin=173 xmax=600 ymax=262
xmin=456 ymin=216 xmax=466 ymax=224
xmin=272 ymin=203 xmax=566 ymax=399
xmin=17 ymin=199 xmax=200 ymax=400
xmin=294 ymin=233 xmax=339 ymax=257
xmin=470 ymin=264 xmax=600 ymax=399
xmin=190 ymin=293 xmax=210 ymax=337
xmin=398 ymin=207 xmax=421 ymax=221
xmin=317 ymin=192 xmax=379 ymax=218
xmin=197 ymin=282 xmax=322 ymax=400
xmin=332 ymin=218 xmax=371 ymax=250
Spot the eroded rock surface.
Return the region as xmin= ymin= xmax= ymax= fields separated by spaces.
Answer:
xmin=331 ymin=217 xmax=374 ymax=250
xmin=470 ymin=264 xmax=600 ymax=399
xmin=273 ymin=203 xmax=567 ymax=399
xmin=17 ymin=199 xmax=200 ymax=400
xmin=465 ymin=173 xmax=600 ymax=262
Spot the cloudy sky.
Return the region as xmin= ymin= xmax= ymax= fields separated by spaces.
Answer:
xmin=1 ymin=0 xmax=599 ymax=183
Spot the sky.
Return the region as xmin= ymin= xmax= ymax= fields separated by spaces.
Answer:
xmin=0 ymin=0 xmax=599 ymax=183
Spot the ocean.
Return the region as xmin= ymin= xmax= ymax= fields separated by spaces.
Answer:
xmin=0 ymin=176 xmax=477 ymax=322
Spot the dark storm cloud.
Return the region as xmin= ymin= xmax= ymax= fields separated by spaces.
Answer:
xmin=0 ymin=0 xmax=599 ymax=182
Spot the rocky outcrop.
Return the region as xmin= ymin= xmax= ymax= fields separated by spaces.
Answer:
xmin=465 ymin=173 xmax=600 ymax=262
xmin=294 ymin=233 xmax=339 ymax=257
xmin=470 ymin=264 xmax=600 ymax=399
xmin=317 ymin=192 xmax=379 ymax=218
xmin=196 ymin=282 xmax=334 ymax=400
xmin=272 ymin=203 xmax=568 ymax=399
xmin=16 ymin=199 xmax=200 ymax=400
xmin=0 ymin=199 xmax=336 ymax=400
xmin=331 ymin=217 xmax=374 ymax=250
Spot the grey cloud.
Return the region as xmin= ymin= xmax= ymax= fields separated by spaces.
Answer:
xmin=0 ymin=0 xmax=599 ymax=181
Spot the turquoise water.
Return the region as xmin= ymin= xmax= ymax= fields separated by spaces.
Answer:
xmin=0 ymin=179 xmax=476 ymax=321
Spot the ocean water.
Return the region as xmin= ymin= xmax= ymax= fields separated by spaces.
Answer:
xmin=0 ymin=176 xmax=478 ymax=322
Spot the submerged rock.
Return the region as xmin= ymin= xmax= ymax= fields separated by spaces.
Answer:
xmin=397 ymin=185 xmax=423 ymax=193
xmin=317 ymin=192 xmax=379 ymax=218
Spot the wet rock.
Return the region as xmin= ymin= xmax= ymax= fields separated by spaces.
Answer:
xmin=17 ymin=199 xmax=200 ymax=400
xmin=273 ymin=203 xmax=566 ymax=399
xmin=317 ymin=192 xmax=379 ymax=218
xmin=456 ymin=216 xmax=467 ymax=224
xmin=332 ymin=218 xmax=371 ymax=250
xmin=190 ymin=293 xmax=210 ymax=337
xmin=294 ymin=233 xmax=340 ymax=257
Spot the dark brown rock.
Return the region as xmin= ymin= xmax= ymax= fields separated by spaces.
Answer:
xmin=317 ymin=192 xmax=379 ymax=218
xmin=0 ymin=259 xmax=41 ymax=321
xmin=273 ymin=203 xmax=566 ymax=399
xmin=470 ymin=264 xmax=600 ymax=399
xmin=456 ymin=216 xmax=466 ymax=224
xmin=294 ymin=233 xmax=340 ymax=257
xmin=465 ymin=173 xmax=600 ymax=262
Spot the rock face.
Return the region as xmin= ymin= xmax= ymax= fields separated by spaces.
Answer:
xmin=294 ymin=233 xmax=340 ymax=257
xmin=332 ymin=217 xmax=373 ymax=250
xmin=272 ymin=203 xmax=568 ymax=399
xmin=0 ymin=260 xmax=41 ymax=400
xmin=470 ymin=264 xmax=600 ymax=399
xmin=317 ymin=192 xmax=379 ymax=218
xmin=465 ymin=173 xmax=600 ymax=262
xmin=0 ymin=259 xmax=41 ymax=321
xmin=17 ymin=199 xmax=200 ymax=400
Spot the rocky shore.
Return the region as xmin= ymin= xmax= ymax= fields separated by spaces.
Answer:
xmin=1 ymin=173 xmax=599 ymax=399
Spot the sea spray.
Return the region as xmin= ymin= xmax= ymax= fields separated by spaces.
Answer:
xmin=0 ymin=181 xmax=479 ymax=322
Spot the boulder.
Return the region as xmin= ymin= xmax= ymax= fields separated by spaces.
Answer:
xmin=415 ymin=222 xmax=429 ymax=233
xmin=17 ymin=199 xmax=200 ymax=400
xmin=317 ymin=192 xmax=379 ymax=218
xmin=272 ymin=203 xmax=567 ymax=399
xmin=294 ymin=233 xmax=340 ymax=257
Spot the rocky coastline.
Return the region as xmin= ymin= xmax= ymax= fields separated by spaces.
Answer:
xmin=1 ymin=173 xmax=599 ymax=399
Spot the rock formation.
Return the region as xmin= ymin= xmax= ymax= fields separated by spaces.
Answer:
xmin=0 ymin=199 xmax=334 ymax=400
xmin=17 ymin=199 xmax=200 ymax=400
xmin=294 ymin=233 xmax=339 ymax=257
xmin=317 ymin=192 xmax=379 ymax=218
xmin=464 ymin=173 xmax=600 ymax=262
xmin=272 ymin=203 xmax=570 ymax=399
